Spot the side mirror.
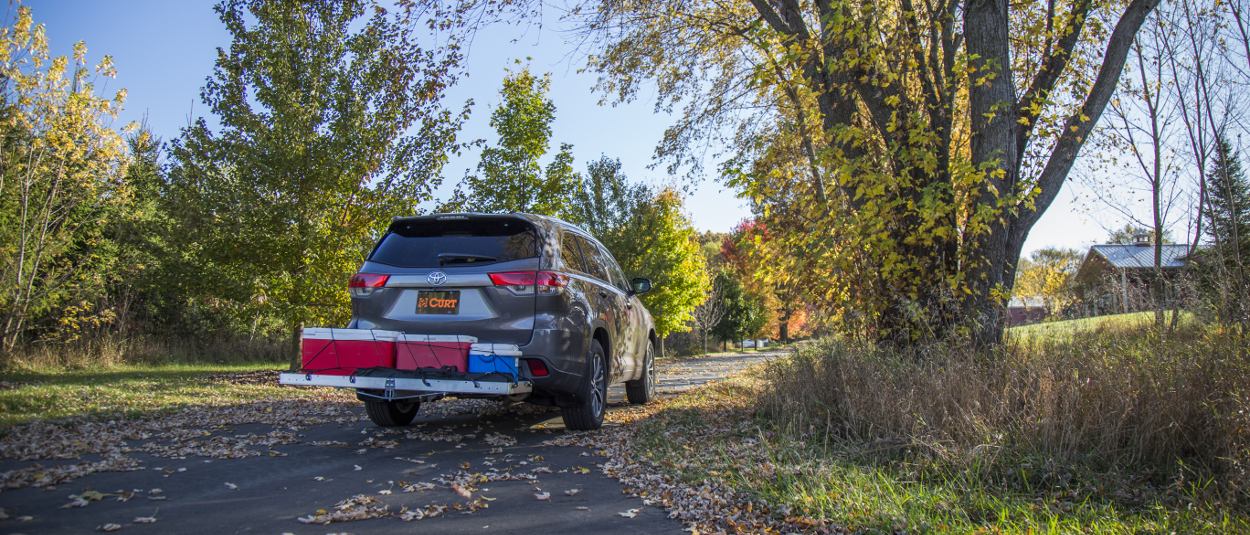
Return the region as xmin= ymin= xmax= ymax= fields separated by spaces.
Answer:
xmin=630 ymin=277 xmax=653 ymax=295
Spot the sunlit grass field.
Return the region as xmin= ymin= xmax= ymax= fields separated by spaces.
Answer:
xmin=0 ymin=362 xmax=303 ymax=427
xmin=1008 ymin=311 xmax=1197 ymax=339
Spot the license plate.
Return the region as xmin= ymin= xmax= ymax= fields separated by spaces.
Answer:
xmin=416 ymin=291 xmax=460 ymax=315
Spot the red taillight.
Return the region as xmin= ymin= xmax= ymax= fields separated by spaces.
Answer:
xmin=350 ymin=273 xmax=389 ymax=287
xmin=489 ymin=272 xmax=537 ymax=286
xmin=490 ymin=272 xmax=568 ymax=295
xmin=349 ymin=273 xmax=389 ymax=297
xmin=525 ymin=358 xmax=549 ymax=377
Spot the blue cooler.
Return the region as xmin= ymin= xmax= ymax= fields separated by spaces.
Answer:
xmin=468 ymin=343 xmax=523 ymax=380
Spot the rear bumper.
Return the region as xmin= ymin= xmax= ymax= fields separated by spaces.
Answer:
xmin=519 ymin=328 xmax=587 ymax=395
xmin=279 ymin=372 xmax=532 ymax=400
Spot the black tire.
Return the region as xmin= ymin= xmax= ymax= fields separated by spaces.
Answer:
xmin=364 ymin=399 xmax=420 ymax=427
xmin=625 ymin=340 xmax=656 ymax=404
xmin=562 ymin=340 xmax=607 ymax=431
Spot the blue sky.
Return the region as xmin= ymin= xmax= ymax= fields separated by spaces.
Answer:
xmin=25 ymin=0 xmax=1104 ymax=254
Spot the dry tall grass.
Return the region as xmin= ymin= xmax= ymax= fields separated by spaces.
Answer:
xmin=760 ymin=321 xmax=1249 ymax=480
xmin=3 ymin=335 xmax=288 ymax=370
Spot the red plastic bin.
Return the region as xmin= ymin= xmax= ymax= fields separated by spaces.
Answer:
xmin=301 ymin=328 xmax=399 ymax=376
xmin=395 ymin=334 xmax=477 ymax=372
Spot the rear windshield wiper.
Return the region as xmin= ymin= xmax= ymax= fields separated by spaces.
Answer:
xmin=438 ymin=253 xmax=497 ymax=265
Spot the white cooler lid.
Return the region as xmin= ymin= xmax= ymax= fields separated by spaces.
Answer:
xmin=396 ymin=334 xmax=478 ymax=343
xmin=302 ymin=328 xmax=400 ymax=341
xmin=469 ymin=343 xmax=523 ymax=357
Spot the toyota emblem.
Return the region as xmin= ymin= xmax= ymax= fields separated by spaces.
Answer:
xmin=427 ymin=271 xmax=448 ymax=286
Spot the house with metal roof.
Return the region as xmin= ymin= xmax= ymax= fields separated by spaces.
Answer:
xmin=1074 ymin=235 xmax=1191 ymax=314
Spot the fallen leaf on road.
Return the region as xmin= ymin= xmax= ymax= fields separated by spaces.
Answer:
xmin=17 ymin=515 xmax=33 ymax=521
xmin=377 ymin=489 xmax=392 ymax=495
xmin=535 ymin=492 xmax=550 ymax=501
xmin=134 ymin=516 xmax=157 ymax=523
xmin=452 ymin=483 xmax=472 ymax=499
xmin=619 ymin=508 xmax=639 ymax=518
xmin=60 ymin=498 xmax=89 ymax=509
xmin=99 ymin=523 xmax=121 ymax=532
xmin=148 ymin=489 xmax=163 ymax=495
xmin=224 ymin=482 xmax=238 ymax=490
xmin=353 ymin=465 xmax=362 ymax=471
xmin=564 ymin=488 xmax=581 ymax=496
xmin=314 ymin=476 xmax=325 ymax=481
xmin=577 ymin=506 xmax=590 ymax=511
xmin=401 ymin=481 xmax=435 ymax=492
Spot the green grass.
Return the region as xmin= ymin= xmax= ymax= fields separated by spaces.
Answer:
xmin=634 ymin=373 xmax=1247 ymax=534
xmin=1008 ymin=311 xmax=1197 ymax=340
xmin=0 ymin=362 xmax=306 ymax=427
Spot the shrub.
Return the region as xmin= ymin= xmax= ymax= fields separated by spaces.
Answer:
xmin=759 ymin=321 xmax=1249 ymax=487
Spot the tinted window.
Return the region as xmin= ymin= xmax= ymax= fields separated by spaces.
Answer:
xmin=576 ymin=236 xmax=612 ymax=283
xmin=560 ymin=231 xmax=588 ymax=274
xmin=369 ymin=217 xmax=538 ymax=268
xmin=602 ymin=249 xmax=631 ymax=292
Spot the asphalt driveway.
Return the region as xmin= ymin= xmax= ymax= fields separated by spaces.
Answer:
xmin=0 ymin=350 xmax=784 ymax=534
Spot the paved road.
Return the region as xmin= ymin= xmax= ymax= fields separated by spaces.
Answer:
xmin=0 ymin=351 xmax=784 ymax=535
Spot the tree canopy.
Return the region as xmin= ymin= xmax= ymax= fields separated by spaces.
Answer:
xmin=0 ymin=6 xmax=133 ymax=350
xmin=599 ymin=188 xmax=710 ymax=338
xmin=567 ymin=0 xmax=1162 ymax=345
xmin=446 ymin=66 xmax=578 ymax=217
xmin=166 ymin=0 xmax=466 ymax=362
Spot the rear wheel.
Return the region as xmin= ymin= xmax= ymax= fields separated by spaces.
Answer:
xmin=562 ymin=340 xmax=607 ymax=430
xmin=364 ymin=399 xmax=420 ymax=427
xmin=625 ymin=340 xmax=656 ymax=404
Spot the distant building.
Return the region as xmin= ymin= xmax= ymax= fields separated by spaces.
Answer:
xmin=1074 ymin=234 xmax=1190 ymax=315
xmin=1007 ymin=296 xmax=1047 ymax=326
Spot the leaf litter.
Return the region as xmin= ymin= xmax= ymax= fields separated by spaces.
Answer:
xmin=6 ymin=356 xmax=778 ymax=533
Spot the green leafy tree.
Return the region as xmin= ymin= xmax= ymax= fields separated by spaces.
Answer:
xmin=1206 ymin=136 xmax=1250 ymax=254
xmin=448 ymin=66 xmax=577 ymax=217
xmin=599 ymin=188 xmax=709 ymax=344
xmin=102 ymin=123 xmax=167 ymax=336
xmin=1198 ymin=135 xmax=1250 ymax=326
xmin=1014 ymin=247 xmax=1083 ymax=316
xmin=710 ymin=270 xmax=765 ymax=350
xmin=0 ymin=5 xmax=133 ymax=352
xmin=167 ymin=0 xmax=466 ymax=365
xmin=567 ymin=155 xmax=648 ymax=236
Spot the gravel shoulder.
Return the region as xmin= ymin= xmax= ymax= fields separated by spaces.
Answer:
xmin=0 ymin=351 xmax=785 ymax=534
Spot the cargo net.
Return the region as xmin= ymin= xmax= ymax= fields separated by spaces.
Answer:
xmin=395 ymin=335 xmax=476 ymax=373
xmin=300 ymin=329 xmax=398 ymax=375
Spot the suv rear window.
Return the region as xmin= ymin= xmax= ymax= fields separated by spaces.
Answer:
xmin=369 ymin=217 xmax=539 ymax=268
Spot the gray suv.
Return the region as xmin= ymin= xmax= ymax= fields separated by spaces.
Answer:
xmin=343 ymin=213 xmax=657 ymax=430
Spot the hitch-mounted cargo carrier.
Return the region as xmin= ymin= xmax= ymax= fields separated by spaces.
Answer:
xmin=280 ymin=328 xmax=532 ymax=403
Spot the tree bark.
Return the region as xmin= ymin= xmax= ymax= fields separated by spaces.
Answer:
xmin=290 ymin=320 xmax=303 ymax=371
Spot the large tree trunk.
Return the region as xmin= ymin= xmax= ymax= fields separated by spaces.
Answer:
xmin=963 ymin=0 xmax=1019 ymax=347
xmin=289 ymin=320 xmax=303 ymax=371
